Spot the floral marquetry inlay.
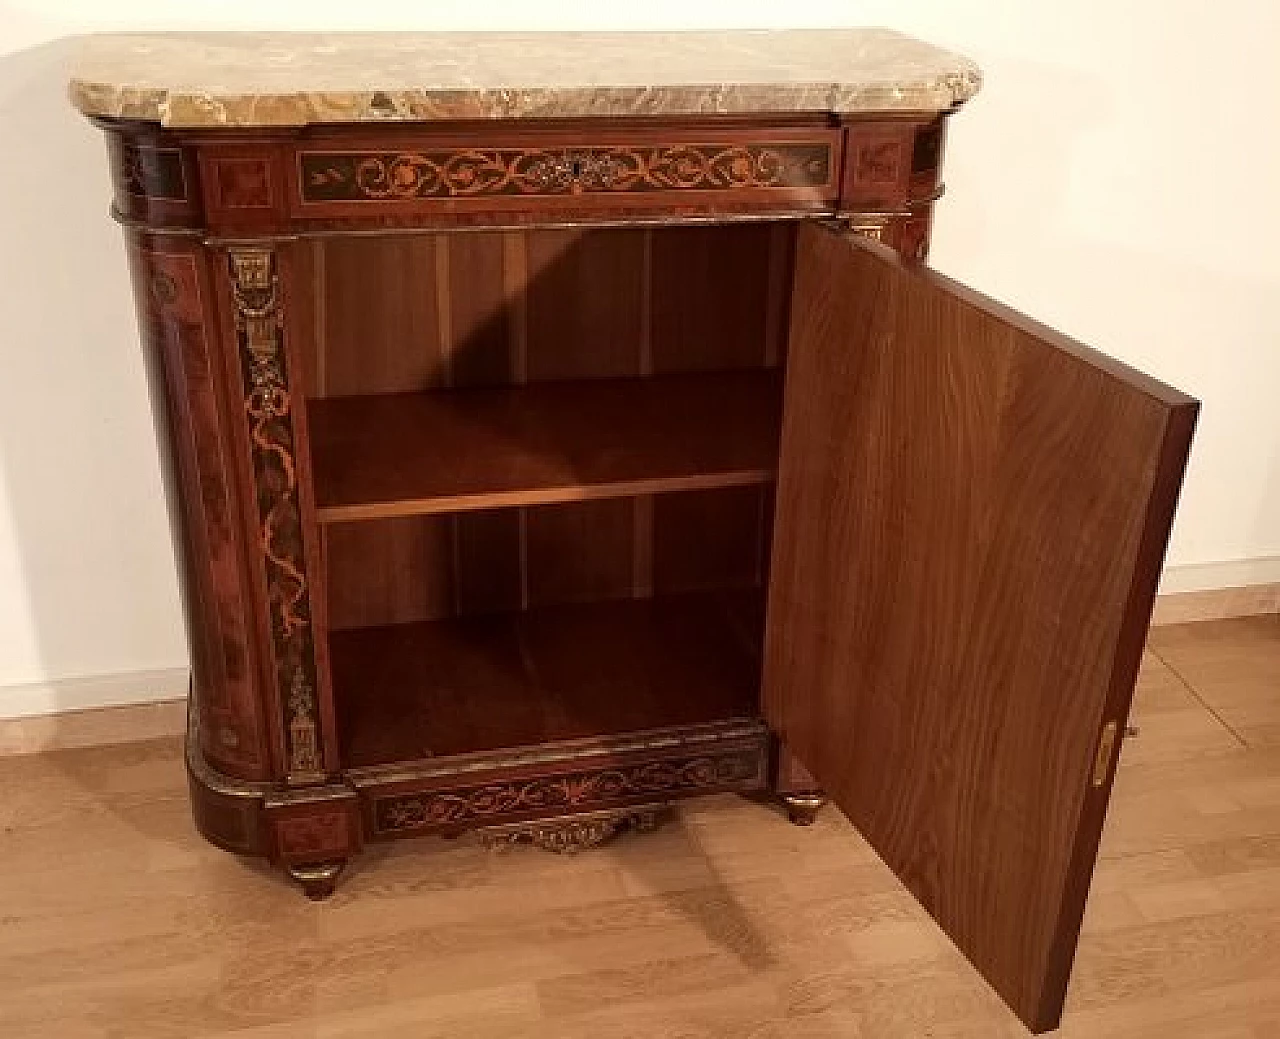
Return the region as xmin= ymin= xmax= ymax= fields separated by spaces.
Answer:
xmin=299 ymin=143 xmax=833 ymax=202
xmin=373 ymin=751 xmax=764 ymax=836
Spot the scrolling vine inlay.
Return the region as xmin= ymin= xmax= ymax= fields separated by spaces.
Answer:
xmin=372 ymin=751 xmax=764 ymax=835
xmin=300 ymin=143 xmax=832 ymax=202
xmin=228 ymin=247 xmax=324 ymax=784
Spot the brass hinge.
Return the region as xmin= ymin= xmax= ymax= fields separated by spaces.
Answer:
xmin=825 ymin=214 xmax=892 ymax=242
xmin=1092 ymin=720 xmax=1120 ymax=787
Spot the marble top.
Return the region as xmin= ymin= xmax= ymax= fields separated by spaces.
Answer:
xmin=68 ymin=29 xmax=981 ymax=128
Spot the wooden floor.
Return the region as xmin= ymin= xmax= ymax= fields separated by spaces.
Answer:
xmin=1 ymin=615 xmax=1278 ymax=1038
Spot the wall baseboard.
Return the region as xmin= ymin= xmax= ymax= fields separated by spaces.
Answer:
xmin=0 ymin=696 xmax=187 ymax=757
xmin=1150 ymin=583 xmax=1280 ymax=627
xmin=2 ymin=564 xmax=1278 ymax=756
xmin=0 ymin=666 xmax=188 ymax=720
xmin=1158 ymin=556 xmax=1280 ymax=595
xmin=0 ymin=667 xmax=189 ymax=756
xmin=1152 ymin=557 xmax=1280 ymax=626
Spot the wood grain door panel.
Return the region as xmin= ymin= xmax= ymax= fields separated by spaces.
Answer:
xmin=764 ymin=225 xmax=1197 ymax=1032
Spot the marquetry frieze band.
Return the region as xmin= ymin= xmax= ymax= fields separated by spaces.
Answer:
xmin=298 ymin=142 xmax=834 ymax=202
xmin=371 ymin=749 xmax=765 ymax=836
xmin=228 ymin=246 xmax=324 ymax=785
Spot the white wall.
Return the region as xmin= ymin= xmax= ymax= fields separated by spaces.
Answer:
xmin=2 ymin=1 xmax=1278 ymax=717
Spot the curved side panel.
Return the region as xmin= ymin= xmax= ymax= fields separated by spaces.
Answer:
xmin=186 ymin=701 xmax=268 ymax=856
xmin=127 ymin=231 xmax=276 ymax=780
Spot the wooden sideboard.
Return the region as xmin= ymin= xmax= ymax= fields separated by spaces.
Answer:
xmin=73 ymin=30 xmax=1197 ymax=1033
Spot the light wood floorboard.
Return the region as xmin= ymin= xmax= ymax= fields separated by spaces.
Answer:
xmin=0 ymin=616 xmax=1277 ymax=1037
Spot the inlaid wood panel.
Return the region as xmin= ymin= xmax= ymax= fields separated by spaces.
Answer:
xmin=197 ymin=144 xmax=290 ymax=233
xmin=840 ymin=119 xmax=918 ymax=211
xmin=264 ymin=789 xmax=362 ymax=865
xmin=126 ymin=237 xmax=271 ymax=781
xmin=765 ymin=225 xmax=1197 ymax=1032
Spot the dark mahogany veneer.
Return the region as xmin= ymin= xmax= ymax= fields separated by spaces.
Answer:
xmin=95 ymin=106 xmax=1195 ymax=1033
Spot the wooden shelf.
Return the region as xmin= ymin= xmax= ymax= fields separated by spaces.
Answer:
xmin=330 ymin=591 xmax=763 ymax=768
xmin=309 ymin=371 xmax=781 ymax=523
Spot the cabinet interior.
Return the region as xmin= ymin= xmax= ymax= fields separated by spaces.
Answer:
xmin=300 ymin=222 xmax=798 ymax=767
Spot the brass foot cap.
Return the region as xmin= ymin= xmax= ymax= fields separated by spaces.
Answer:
xmin=287 ymin=861 xmax=345 ymax=900
xmin=782 ymin=792 xmax=827 ymax=827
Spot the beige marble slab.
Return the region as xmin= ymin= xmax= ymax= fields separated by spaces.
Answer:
xmin=68 ymin=29 xmax=981 ymax=128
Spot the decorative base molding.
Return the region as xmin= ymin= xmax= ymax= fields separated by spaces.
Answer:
xmin=479 ymin=804 xmax=667 ymax=854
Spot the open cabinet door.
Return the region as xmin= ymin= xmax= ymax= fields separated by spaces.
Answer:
xmin=763 ymin=224 xmax=1198 ymax=1033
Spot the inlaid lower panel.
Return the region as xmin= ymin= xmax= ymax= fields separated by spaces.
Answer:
xmin=263 ymin=788 xmax=362 ymax=864
xmin=370 ymin=747 xmax=766 ymax=837
xmin=350 ymin=719 xmax=770 ymax=840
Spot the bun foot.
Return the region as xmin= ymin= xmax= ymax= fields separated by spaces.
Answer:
xmin=287 ymin=860 xmax=345 ymax=899
xmin=782 ymin=792 xmax=826 ymax=826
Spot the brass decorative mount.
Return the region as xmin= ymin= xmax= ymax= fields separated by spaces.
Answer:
xmin=479 ymin=804 xmax=668 ymax=854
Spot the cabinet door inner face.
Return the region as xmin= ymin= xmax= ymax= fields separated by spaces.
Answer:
xmin=763 ymin=224 xmax=1197 ymax=1033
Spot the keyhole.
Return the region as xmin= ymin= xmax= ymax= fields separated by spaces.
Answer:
xmin=570 ymin=158 xmax=584 ymax=178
